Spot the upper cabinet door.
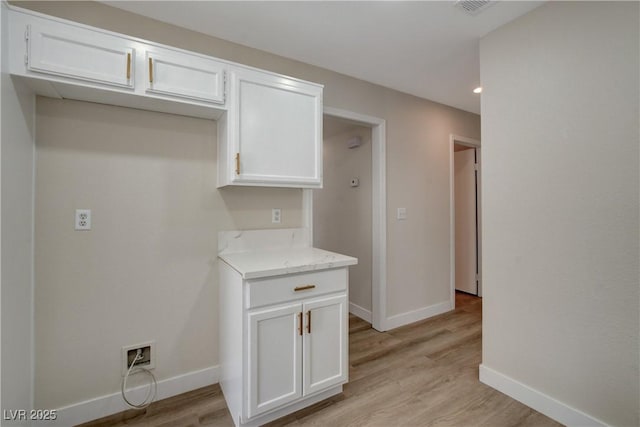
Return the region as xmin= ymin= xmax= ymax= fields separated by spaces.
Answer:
xmin=145 ymin=47 xmax=225 ymax=104
xmin=27 ymin=21 xmax=135 ymax=89
xmin=221 ymin=66 xmax=323 ymax=188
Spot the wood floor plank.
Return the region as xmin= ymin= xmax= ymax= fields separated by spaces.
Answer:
xmin=80 ymin=293 xmax=561 ymax=427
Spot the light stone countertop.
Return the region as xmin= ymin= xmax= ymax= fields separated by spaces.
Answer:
xmin=218 ymin=246 xmax=357 ymax=280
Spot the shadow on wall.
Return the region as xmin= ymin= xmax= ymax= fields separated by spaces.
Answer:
xmin=35 ymin=96 xmax=214 ymax=159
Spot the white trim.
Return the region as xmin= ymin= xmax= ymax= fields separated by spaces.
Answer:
xmin=349 ymin=302 xmax=372 ymax=323
xmin=449 ymin=134 xmax=481 ymax=309
xmin=34 ymin=365 xmax=220 ymax=427
xmin=479 ymin=365 xmax=609 ymax=427
xmin=302 ymin=189 xmax=313 ymax=243
xmin=30 ymin=89 xmax=37 ymax=412
xmin=309 ymin=106 xmax=387 ymax=332
xmin=0 ymin=3 xmax=4 ymax=415
xmin=384 ymin=301 xmax=452 ymax=330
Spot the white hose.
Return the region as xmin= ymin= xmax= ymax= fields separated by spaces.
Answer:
xmin=121 ymin=351 xmax=157 ymax=409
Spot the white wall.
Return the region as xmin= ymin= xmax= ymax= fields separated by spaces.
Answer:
xmin=15 ymin=0 xmax=480 ymax=321
xmin=33 ymin=97 xmax=301 ymax=409
xmin=314 ymin=119 xmax=372 ymax=315
xmin=1 ymin=1 xmax=35 ymax=420
xmin=9 ymin=0 xmax=479 ymax=414
xmin=480 ymin=2 xmax=639 ymax=426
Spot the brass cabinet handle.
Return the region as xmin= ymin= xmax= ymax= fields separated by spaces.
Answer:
xmin=126 ymin=53 xmax=131 ymax=80
xmin=298 ymin=312 xmax=303 ymax=336
xmin=294 ymin=285 xmax=316 ymax=292
xmin=307 ymin=311 xmax=311 ymax=334
xmin=148 ymin=57 xmax=153 ymax=83
xmin=235 ymin=153 xmax=240 ymax=175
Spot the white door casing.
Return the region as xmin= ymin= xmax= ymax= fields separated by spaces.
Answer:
xmin=306 ymin=107 xmax=387 ymax=331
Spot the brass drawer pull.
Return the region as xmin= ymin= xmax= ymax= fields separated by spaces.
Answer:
xmin=307 ymin=311 xmax=311 ymax=334
xmin=294 ymin=285 xmax=316 ymax=292
xmin=126 ymin=53 xmax=131 ymax=80
xmin=298 ymin=312 xmax=303 ymax=336
xmin=149 ymin=57 xmax=153 ymax=83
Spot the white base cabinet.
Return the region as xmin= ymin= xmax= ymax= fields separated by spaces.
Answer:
xmin=219 ymin=263 xmax=348 ymax=426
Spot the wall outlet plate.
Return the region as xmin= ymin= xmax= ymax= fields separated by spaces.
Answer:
xmin=272 ymin=208 xmax=281 ymax=224
xmin=397 ymin=207 xmax=407 ymax=220
xmin=75 ymin=209 xmax=91 ymax=230
xmin=122 ymin=341 xmax=155 ymax=375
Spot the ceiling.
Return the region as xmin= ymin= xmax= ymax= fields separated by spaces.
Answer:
xmin=104 ymin=1 xmax=543 ymax=114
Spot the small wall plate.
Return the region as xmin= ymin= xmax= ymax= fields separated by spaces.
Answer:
xmin=121 ymin=340 xmax=156 ymax=375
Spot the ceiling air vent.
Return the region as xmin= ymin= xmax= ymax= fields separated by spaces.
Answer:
xmin=454 ymin=0 xmax=496 ymax=16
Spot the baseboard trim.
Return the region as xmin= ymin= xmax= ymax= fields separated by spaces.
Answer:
xmin=349 ymin=302 xmax=372 ymax=323
xmin=383 ymin=300 xmax=452 ymax=330
xmin=479 ymin=364 xmax=608 ymax=427
xmin=35 ymin=365 xmax=219 ymax=427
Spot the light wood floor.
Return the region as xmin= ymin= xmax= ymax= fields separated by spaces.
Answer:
xmin=80 ymin=293 xmax=562 ymax=427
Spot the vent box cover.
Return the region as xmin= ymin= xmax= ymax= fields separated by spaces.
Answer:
xmin=454 ymin=0 xmax=495 ymax=16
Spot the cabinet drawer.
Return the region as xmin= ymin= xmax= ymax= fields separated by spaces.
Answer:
xmin=246 ymin=268 xmax=347 ymax=309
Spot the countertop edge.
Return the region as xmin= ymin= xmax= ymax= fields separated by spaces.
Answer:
xmin=218 ymin=255 xmax=357 ymax=280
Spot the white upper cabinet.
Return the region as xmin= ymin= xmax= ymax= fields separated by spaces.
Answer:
xmin=9 ymin=6 xmax=324 ymax=189
xmin=9 ymin=8 xmax=227 ymax=119
xmin=218 ymin=66 xmax=323 ymax=189
xmin=145 ymin=47 xmax=225 ymax=104
xmin=27 ymin=20 xmax=135 ymax=89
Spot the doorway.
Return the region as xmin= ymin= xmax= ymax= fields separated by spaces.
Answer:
xmin=303 ymin=107 xmax=387 ymax=331
xmin=314 ymin=116 xmax=372 ymax=321
xmin=449 ymin=135 xmax=481 ymax=306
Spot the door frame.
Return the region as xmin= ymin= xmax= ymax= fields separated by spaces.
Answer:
xmin=303 ymin=107 xmax=387 ymax=331
xmin=449 ymin=134 xmax=482 ymax=307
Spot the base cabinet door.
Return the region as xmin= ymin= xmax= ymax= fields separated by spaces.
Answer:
xmin=247 ymin=303 xmax=302 ymax=418
xmin=303 ymin=294 xmax=348 ymax=395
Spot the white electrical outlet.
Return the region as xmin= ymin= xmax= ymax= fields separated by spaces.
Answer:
xmin=272 ymin=208 xmax=281 ymax=224
xmin=397 ymin=207 xmax=407 ymax=220
xmin=75 ymin=209 xmax=91 ymax=230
